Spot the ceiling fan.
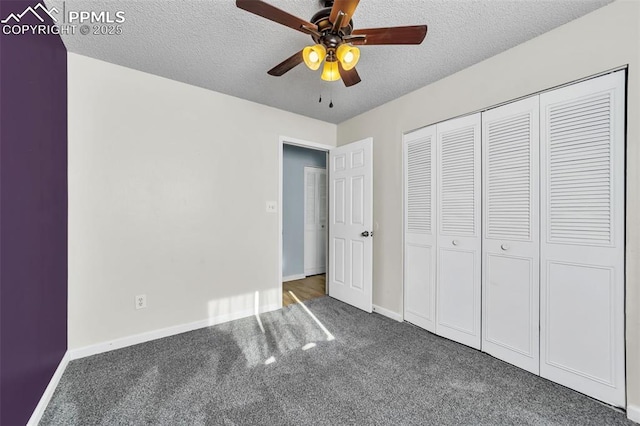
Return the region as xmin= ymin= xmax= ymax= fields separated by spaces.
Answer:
xmin=236 ymin=0 xmax=428 ymax=87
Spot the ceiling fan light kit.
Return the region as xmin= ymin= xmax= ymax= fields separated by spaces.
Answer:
xmin=335 ymin=44 xmax=360 ymax=71
xmin=321 ymin=60 xmax=341 ymax=81
xmin=236 ymin=0 xmax=428 ymax=88
xmin=303 ymin=44 xmax=327 ymax=70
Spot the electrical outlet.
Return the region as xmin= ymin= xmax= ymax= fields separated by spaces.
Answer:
xmin=266 ymin=201 xmax=277 ymax=213
xmin=135 ymin=294 xmax=147 ymax=310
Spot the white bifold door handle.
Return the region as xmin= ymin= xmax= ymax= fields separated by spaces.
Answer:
xmin=501 ymin=244 xmax=509 ymax=251
xmin=452 ymin=240 xmax=459 ymax=246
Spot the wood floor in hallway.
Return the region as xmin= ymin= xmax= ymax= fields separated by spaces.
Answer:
xmin=282 ymin=274 xmax=326 ymax=307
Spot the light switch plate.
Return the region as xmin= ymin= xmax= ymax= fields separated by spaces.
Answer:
xmin=266 ymin=201 xmax=277 ymax=213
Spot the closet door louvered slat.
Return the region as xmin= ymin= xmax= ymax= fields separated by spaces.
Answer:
xmin=540 ymin=71 xmax=625 ymax=407
xmin=403 ymin=125 xmax=437 ymax=332
xmin=482 ymin=96 xmax=540 ymax=374
xmin=436 ymin=114 xmax=482 ymax=349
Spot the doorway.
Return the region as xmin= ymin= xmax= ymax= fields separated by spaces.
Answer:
xmin=281 ymin=142 xmax=329 ymax=306
xmin=278 ymin=136 xmax=374 ymax=313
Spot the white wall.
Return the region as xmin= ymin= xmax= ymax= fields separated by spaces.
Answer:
xmin=68 ymin=53 xmax=336 ymax=349
xmin=337 ymin=0 xmax=640 ymax=413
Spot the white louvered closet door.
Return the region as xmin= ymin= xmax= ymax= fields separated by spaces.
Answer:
xmin=540 ymin=71 xmax=626 ymax=407
xmin=403 ymin=125 xmax=437 ymax=332
xmin=482 ymin=96 xmax=540 ymax=374
xmin=436 ymin=113 xmax=482 ymax=349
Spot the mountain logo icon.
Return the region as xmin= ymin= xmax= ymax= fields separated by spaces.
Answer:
xmin=1 ymin=3 xmax=59 ymax=24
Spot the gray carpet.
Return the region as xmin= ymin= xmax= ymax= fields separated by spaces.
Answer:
xmin=41 ymin=297 xmax=632 ymax=425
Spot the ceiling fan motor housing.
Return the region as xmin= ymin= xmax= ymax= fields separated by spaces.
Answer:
xmin=310 ymin=7 xmax=354 ymax=53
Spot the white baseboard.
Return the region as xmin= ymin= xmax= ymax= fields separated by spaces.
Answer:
xmin=69 ymin=303 xmax=280 ymax=360
xmin=628 ymin=404 xmax=640 ymax=424
xmin=27 ymin=351 xmax=70 ymax=426
xmin=283 ymin=274 xmax=305 ymax=282
xmin=372 ymin=304 xmax=403 ymax=322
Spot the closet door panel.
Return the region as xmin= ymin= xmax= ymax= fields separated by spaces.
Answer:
xmin=436 ymin=114 xmax=482 ymax=349
xmin=438 ymin=248 xmax=476 ymax=332
xmin=403 ymin=125 xmax=437 ymax=332
xmin=482 ymin=96 xmax=540 ymax=374
xmin=540 ymin=71 xmax=625 ymax=407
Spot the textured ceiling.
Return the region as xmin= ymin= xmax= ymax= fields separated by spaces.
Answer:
xmin=46 ymin=0 xmax=613 ymax=124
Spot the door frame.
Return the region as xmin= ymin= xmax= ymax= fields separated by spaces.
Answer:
xmin=278 ymin=136 xmax=333 ymax=309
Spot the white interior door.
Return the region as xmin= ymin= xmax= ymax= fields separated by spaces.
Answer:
xmin=329 ymin=138 xmax=373 ymax=312
xmin=540 ymin=71 xmax=626 ymax=407
xmin=482 ymin=96 xmax=540 ymax=374
xmin=403 ymin=125 xmax=437 ymax=332
xmin=436 ymin=113 xmax=482 ymax=349
xmin=304 ymin=167 xmax=327 ymax=276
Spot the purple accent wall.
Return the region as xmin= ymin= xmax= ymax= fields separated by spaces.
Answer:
xmin=0 ymin=1 xmax=68 ymax=424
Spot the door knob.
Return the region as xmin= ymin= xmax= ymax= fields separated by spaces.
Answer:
xmin=452 ymin=240 xmax=459 ymax=246
xmin=361 ymin=231 xmax=370 ymax=237
xmin=501 ymin=244 xmax=509 ymax=251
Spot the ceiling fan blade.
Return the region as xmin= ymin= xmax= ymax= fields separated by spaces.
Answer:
xmin=236 ymin=0 xmax=318 ymax=34
xmin=267 ymin=50 xmax=304 ymax=76
xmin=351 ymin=25 xmax=428 ymax=45
xmin=338 ymin=62 xmax=361 ymax=87
xmin=329 ymin=0 xmax=360 ymax=26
